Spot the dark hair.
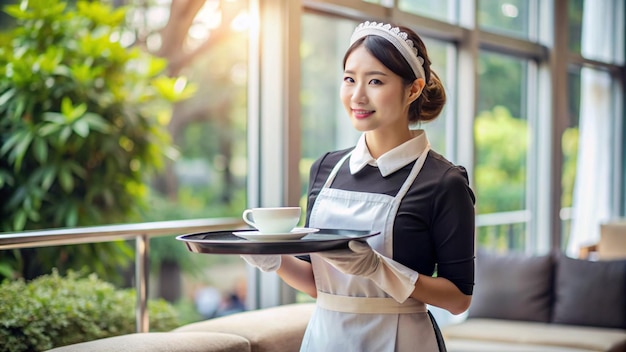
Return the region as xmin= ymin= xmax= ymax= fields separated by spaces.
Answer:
xmin=343 ymin=25 xmax=446 ymax=123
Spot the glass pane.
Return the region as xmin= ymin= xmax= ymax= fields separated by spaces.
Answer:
xmin=568 ymin=0 xmax=584 ymax=54
xmin=300 ymin=14 xmax=360 ymax=207
xmin=399 ymin=0 xmax=458 ymax=24
xmin=478 ymin=0 xmax=531 ymax=39
xmin=137 ymin=0 xmax=250 ymax=323
xmin=477 ymin=223 xmax=528 ymax=252
xmin=420 ymin=38 xmax=452 ymax=154
xmin=560 ymin=68 xmax=581 ymax=251
xmin=475 ymin=51 xmax=528 ymax=251
xmin=569 ymin=0 xmax=624 ymax=63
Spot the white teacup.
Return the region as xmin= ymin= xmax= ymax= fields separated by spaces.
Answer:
xmin=242 ymin=207 xmax=301 ymax=234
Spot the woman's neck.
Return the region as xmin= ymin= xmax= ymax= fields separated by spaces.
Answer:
xmin=364 ymin=128 xmax=413 ymax=159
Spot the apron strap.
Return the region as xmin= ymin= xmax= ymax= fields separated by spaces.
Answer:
xmin=316 ymin=291 xmax=427 ymax=314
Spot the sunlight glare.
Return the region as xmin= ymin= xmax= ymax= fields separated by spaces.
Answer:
xmin=501 ymin=3 xmax=519 ymax=18
xmin=230 ymin=11 xmax=251 ymax=32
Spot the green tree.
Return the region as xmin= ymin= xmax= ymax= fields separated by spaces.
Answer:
xmin=474 ymin=105 xmax=527 ymax=214
xmin=0 ymin=0 xmax=194 ymax=281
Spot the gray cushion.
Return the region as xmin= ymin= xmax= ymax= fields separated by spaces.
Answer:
xmin=467 ymin=250 xmax=553 ymax=322
xmin=552 ymin=254 xmax=626 ymax=329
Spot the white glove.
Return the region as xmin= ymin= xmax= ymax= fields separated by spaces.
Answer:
xmin=240 ymin=255 xmax=281 ymax=272
xmin=314 ymin=240 xmax=419 ymax=303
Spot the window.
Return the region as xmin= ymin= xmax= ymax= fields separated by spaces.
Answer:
xmin=399 ymin=0 xmax=459 ymax=24
xmin=478 ymin=0 xmax=532 ymax=39
xmin=128 ymin=0 xmax=251 ymax=320
xmin=474 ymin=52 xmax=530 ymax=251
xmin=299 ymin=0 xmax=624 ymax=259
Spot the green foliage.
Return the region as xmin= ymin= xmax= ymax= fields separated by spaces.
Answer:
xmin=478 ymin=52 xmax=523 ymax=119
xmin=474 ymin=105 xmax=527 ymax=214
xmin=0 ymin=0 xmax=194 ymax=280
xmin=0 ymin=270 xmax=179 ymax=352
xmin=561 ymin=126 xmax=579 ymax=207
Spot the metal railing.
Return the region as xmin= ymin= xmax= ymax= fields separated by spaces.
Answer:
xmin=0 ymin=217 xmax=246 ymax=333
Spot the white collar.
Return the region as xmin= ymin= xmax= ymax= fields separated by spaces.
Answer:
xmin=349 ymin=130 xmax=429 ymax=177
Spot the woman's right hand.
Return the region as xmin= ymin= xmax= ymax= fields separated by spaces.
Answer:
xmin=240 ymin=255 xmax=282 ymax=272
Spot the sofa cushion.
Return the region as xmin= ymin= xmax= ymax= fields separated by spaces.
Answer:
xmin=467 ymin=250 xmax=553 ymax=322
xmin=46 ymin=332 xmax=251 ymax=352
xmin=442 ymin=318 xmax=626 ymax=352
xmin=552 ymin=254 xmax=626 ymax=329
xmin=174 ymin=303 xmax=315 ymax=352
xmin=446 ymin=338 xmax=598 ymax=352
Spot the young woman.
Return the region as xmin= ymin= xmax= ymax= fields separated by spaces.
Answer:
xmin=243 ymin=21 xmax=475 ymax=351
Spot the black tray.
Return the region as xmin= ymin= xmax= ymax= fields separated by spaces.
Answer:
xmin=176 ymin=228 xmax=380 ymax=255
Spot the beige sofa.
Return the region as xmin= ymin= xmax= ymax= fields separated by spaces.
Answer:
xmin=441 ymin=250 xmax=626 ymax=352
xmin=48 ymin=251 xmax=626 ymax=352
xmin=47 ymin=303 xmax=315 ymax=352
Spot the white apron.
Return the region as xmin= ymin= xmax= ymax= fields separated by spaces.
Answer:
xmin=300 ymin=142 xmax=440 ymax=352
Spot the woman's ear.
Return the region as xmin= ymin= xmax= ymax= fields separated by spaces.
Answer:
xmin=407 ymin=78 xmax=425 ymax=104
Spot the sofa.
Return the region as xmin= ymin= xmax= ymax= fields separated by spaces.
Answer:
xmin=442 ymin=250 xmax=626 ymax=352
xmin=48 ymin=251 xmax=626 ymax=352
xmin=47 ymin=303 xmax=315 ymax=352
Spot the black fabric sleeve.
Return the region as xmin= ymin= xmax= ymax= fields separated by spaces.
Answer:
xmin=430 ymin=166 xmax=476 ymax=295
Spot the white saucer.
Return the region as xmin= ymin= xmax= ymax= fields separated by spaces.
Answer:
xmin=233 ymin=228 xmax=320 ymax=241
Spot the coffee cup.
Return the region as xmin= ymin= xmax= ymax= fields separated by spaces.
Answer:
xmin=242 ymin=207 xmax=301 ymax=234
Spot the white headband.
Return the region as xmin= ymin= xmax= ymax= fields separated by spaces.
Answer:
xmin=350 ymin=21 xmax=426 ymax=81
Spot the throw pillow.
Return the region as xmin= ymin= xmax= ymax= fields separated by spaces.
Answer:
xmin=468 ymin=249 xmax=553 ymax=322
xmin=552 ymin=254 xmax=626 ymax=329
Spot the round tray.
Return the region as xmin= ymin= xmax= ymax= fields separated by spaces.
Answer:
xmin=176 ymin=228 xmax=380 ymax=255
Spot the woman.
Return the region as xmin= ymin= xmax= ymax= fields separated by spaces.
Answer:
xmin=243 ymin=21 xmax=475 ymax=351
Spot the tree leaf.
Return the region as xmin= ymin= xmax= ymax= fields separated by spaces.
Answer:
xmin=43 ymin=112 xmax=67 ymax=125
xmin=66 ymin=204 xmax=78 ymax=227
xmin=33 ymin=137 xmax=48 ymax=163
xmin=0 ymin=131 xmax=24 ymax=157
xmin=13 ymin=210 xmax=27 ymax=231
xmin=82 ymin=112 xmax=111 ymax=133
xmin=41 ymin=166 xmax=56 ymax=191
xmin=58 ymin=167 xmax=74 ymax=193
xmin=67 ymin=161 xmax=86 ymax=179
xmin=0 ymin=88 xmax=15 ymax=107
xmin=13 ymin=131 xmax=34 ymax=171
xmin=72 ymin=119 xmax=90 ymax=138
xmin=59 ymin=126 xmax=72 ymax=144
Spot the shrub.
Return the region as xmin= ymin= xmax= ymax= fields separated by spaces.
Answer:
xmin=0 ymin=270 xmax=180 ymax=352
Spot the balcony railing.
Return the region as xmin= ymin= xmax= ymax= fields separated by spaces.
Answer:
xmin=0 ymin=218 xmax=246 ymax=333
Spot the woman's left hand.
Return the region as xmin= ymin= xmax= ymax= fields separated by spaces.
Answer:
xmin=314 ymin=241 xmax=419 ymax=303
xmin=314 ymin=240 xmax=380 ymax=276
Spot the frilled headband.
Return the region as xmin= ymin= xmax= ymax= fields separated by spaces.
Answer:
xmin=350 ymin=21 xmax=426 ymax=81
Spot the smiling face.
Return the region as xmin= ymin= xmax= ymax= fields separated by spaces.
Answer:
xmin=340 ymin=45 xmax=419 ymax=138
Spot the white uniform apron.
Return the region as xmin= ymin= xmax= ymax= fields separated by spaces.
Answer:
xmin=300 ymin=143 xmax=440 ymax=352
